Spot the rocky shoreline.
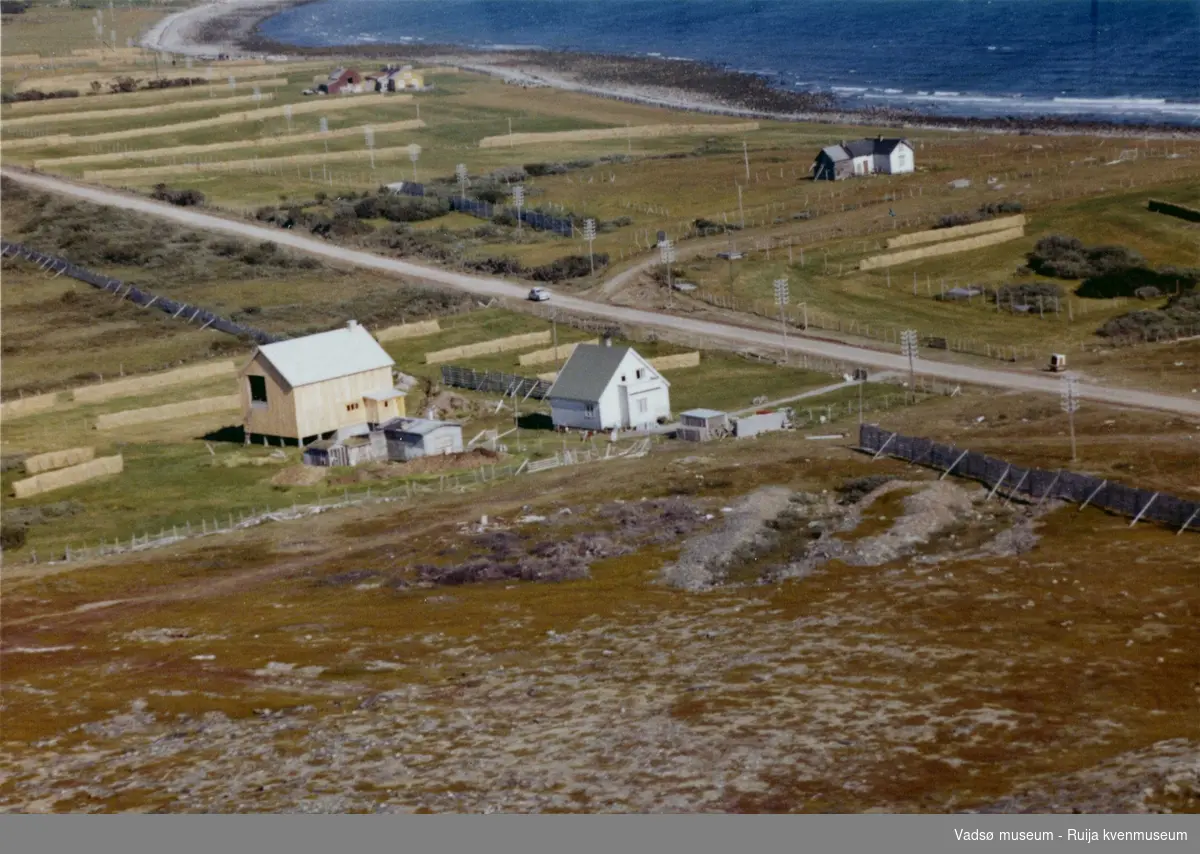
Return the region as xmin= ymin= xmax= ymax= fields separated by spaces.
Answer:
xmin=148 ymin=0 xmax=1200 ymax=140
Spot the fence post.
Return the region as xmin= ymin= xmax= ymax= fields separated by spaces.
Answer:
xmin=985 ymin=464 xmax=1010 ymax=501
xmin=1002 ymin=470 xmax=1029 ymax=507
xmin=1079 ymin=479 xmax=1107 ymax=512
xmin=1129 ymin=492 xmax=1159 ymax=528
xmin=940 ymin=449 xmax=969 ymax=481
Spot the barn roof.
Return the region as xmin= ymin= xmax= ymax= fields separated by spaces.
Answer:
xmin=875 ymin=137 xmax=911 ymax=154
xmin=254 ymin=321 xmax=394 ymax=389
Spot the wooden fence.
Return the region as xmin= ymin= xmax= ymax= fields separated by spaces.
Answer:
xmin=517 ymin=339 xmax=597 ymax=367
xmin=374 ymin=318 xmax=441 ymax=342
xmin=425 ymin=331 xmax=551 ymax=364
xmin=94 ymin=394 xmax=241 ymax=430
xmin=885 ymin=214 xmax=1026 ymax=249
xmin=0 ymin=392 xmax=60 ymax=421
xmin=859 ymin=227 xmax=1025 ymax=270
xmin=23 ymin=446 xmax=95 ymax=474
xmin=12 ymin=454 xmax=124 ymax=499
xmin=2 ymin=92 xmax=278 ymax=128
xmin=36 ymin=120 xmax=426 ymax=169
xmin=478 ymin=121 xmax=760 ymax=148
xmin=73 ymin=361 xmax=237 ymax=404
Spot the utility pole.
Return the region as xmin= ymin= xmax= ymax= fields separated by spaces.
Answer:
xmin=551 ymin=310 xmax=559 ymax=366
xmin=1061 ymin=373 xmax=1080 ymax=463
xmin=900 ymin=329 xmax=918 ymax=403
xmin=773 ymin=277 xmax=790 ymax=364
xmin=743 ymin=139 xmax=750 ymax=181
xmin=727 ymin=233 xmax=736 ymax=297
xmin=512 ymin=184 xmax=525 ymax=237
xmin=737 ymin=183 xmax=745 ymax=229
xmin=855 ymin=368 xmax=868 ymax=424
xmin=407 ymin=143 xmax=421 ymax=183
xmin=455 ymin=163 xmax=468 ymax=200
xmin=583 ymin=218 xmax=597 ymax=276
xmin=659 ymin=238 xmax=676 ymax=309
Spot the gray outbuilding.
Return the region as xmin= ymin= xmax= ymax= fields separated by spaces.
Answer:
xmin=678 ymin=408 xmax=730 ymax=442
xmin=382 ymin=417 xmax=464 ymax=461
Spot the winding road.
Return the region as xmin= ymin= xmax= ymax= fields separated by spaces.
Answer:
xmin=5 ymin=168 xmax=1199 ymax=417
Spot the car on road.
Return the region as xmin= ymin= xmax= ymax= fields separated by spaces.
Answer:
xmin=527 ymin=287 xmax=551 ymax=302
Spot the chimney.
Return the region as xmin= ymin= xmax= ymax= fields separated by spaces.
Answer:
xmin=346 ymin=319 xmax=359 ymax=330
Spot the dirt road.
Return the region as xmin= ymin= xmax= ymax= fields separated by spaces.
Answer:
xmin=5 ymin=168 xmax=1199 ymax=417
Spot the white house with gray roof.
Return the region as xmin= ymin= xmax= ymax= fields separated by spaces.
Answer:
xmin=812 ymin=137 xmax=914 ymax=180
xmin=547 ymin=342 xmax=671 ymax=431
xmin=239 ymin=320 xmax=405 ymax=445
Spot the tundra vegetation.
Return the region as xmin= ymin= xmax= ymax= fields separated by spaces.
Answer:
xmin=1 ymin=12 xmax=1198 ymax=813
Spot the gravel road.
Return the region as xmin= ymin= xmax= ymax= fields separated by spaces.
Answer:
xmin=6 ymin=169 xmax=1199 ymax=417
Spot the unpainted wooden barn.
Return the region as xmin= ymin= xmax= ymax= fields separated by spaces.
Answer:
xmin=239 ymin=320 xmax=405 ymax=445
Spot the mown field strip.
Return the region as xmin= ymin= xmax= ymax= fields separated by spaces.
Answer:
xmin=37 ymin=119 xmax=426 ymax=168
xmin=478 ymin=121 xmax=760 ymax=148
xmin=82 ymin=142 xmax=425 ymax=180
xmin=2 ymin=92 xmax=280 ymax=128
xmin=42 ymin=94 xmax=407 ymax=145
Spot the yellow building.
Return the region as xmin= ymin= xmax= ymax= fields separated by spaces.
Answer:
xmin=239 ymin=320 xmax=405 ymax=444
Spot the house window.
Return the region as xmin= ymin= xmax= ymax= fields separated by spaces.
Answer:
xmin=585 ymin=404 xmax=596 ymax=417
xmin=248 ymin=375 xmax=268 ymax=405
xmin=620 ymin=375 xmax=626 ymax=382
xmin=346 ymin=402 xmax=360 ymax=412
xmin=635 ymin=369 xmax=643 ymax=380
xmin=637 ymin=398 xmax=648 ymax=414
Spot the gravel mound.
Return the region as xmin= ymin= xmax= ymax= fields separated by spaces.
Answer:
xmin=660 ymin=486 xmax=795 ymax=591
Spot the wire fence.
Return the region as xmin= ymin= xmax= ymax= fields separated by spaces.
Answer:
xmin=440 ymin=365 xmax=554 ymax=399
xmin=858 ymin=424 xmax=1199 ymax=534
xmin=20 ymin=436 xmax=663 ymax=567
xmin=0 ymin=239 xmax=281 ymax=345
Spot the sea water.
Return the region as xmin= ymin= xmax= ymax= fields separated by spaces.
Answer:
xmin=259 ymin=0 xmax=1200 ymax=124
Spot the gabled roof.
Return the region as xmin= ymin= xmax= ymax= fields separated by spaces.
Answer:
xmin=253 ymin=322 xmax=394 ymax=389
xmin=817 ymin=138 xmax=912 ymax=161
xmin=382 ymin=416 xmax=461 ymax=437
xmin=845 ymin=139 xmax=878 ymax=158
xmin=681 ymin=408 xmax=726 ymax=419
xmin=548 ymin=344 xmax=666 ymax=403
xmin=820 ymin=144 xmax=850 ymax=162
xmin=875 ymin=137 xmax=911 ymax=155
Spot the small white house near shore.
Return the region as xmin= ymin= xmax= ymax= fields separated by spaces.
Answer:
xmin=812 ymin=137 xmax=914 ymax=180
xmin=547 ymin=342 xmax=671 ymax=432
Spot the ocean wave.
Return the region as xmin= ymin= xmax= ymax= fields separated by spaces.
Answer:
xmin=859 ymin=89 xmax=1200 ymax=119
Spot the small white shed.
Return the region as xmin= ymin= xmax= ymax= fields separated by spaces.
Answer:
xmin=548 ymin=342 xmax=671 ymax=431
